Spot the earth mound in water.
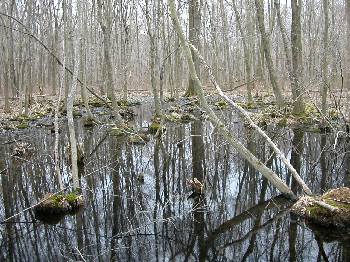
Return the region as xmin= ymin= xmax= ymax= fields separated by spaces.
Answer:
xmin=291 ymin=187 xmax=350 ymax=229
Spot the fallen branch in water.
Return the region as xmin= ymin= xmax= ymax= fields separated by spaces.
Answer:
xmin=189 ymin=43 xmax=312 ymax=196
xmin=168 ymin=0 xmax=296 ymax=199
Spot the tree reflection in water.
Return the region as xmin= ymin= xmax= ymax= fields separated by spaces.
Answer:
xmin=0 ymin=105 xmax=348 ymax=261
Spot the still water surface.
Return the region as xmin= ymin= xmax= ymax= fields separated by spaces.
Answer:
xmin=0 ymin=103 xmax=349 ymax=261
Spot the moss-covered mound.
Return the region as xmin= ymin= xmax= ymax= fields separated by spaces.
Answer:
xmin=110 ymin=123 xmax=134 ymax=136
xmin=291 ymin=187 xmax=350 ymax=229
xmin=34 ymin=192 xmax=84 ymax=219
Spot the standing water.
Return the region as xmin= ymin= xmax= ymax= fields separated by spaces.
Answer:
xmin=0 ymin=102 xmax=349 ymax=261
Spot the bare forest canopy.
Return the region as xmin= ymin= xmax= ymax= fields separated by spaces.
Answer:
xmin=0 ymin=0 xmax=349 ymax=106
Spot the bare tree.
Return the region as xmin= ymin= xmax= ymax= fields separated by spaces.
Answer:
xmin=255 ymin=0 xmax=284 ymax=104
xmin=67 ymin=1 xmax=82 ymax=190
xmin=291 ymin=0 xmax=305 ymax=114
xmin=232 ymin=0 xmax=253 ymax=103
xmin=185 ymin=0 xmax=201 ymax=97
xmin=347 ymin=0 xmax=350 ymax=89
xmin=144 ymin=0 xmax=162 ymax=116
xmin=321 ymin=0 xmax=329 ymax=115
xmin=97 ymin=0 xmax=123 ymax=123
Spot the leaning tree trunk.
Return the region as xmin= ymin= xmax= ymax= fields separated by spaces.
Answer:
xmin=168 ymin=0 xmax=298 ymax=199
xmin=291 ymin=0 xmax=305 ymax=114
xmin=254 ymin=0 xmax=284 ymax=105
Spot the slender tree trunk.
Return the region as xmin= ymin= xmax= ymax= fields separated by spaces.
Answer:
xmin=255 ymin=0 xmax=284 ymax=104
xmin=185 ymin=0 xmax=201 ymax=97
xmin=220 ymin=0 xmax=233 ymax=87
xmin=9 ymin=0 xmax=18 ymax=98
xmin=275 ymin=1 xmax=292 ymax=82
xmin=346 ymin=0 xmax=350 ymax=89
xmin=232 ymin=0 xmax=253 ymax=103
xmin=291 ymin=0 xmax=305 ymax=114
xmin=321 ymin=0 xmax=329 ymax=115
xmin=67 ymin=13 xmax=81 ymax=191
xmin=55 ymin=6 xmax=65 ymax=190
xmin=97 ymin=0 xmax=123 ymax=124
xmin=145 ymin=0 xmax=161 ymax=116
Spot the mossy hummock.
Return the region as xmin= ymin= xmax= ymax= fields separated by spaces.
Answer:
xmin=291 ymin=187 xmax=350 ymax=229
xmin=34 ymin=192 xmax=84 ymax=216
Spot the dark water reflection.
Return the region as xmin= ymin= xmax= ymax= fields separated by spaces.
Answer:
xmin=0 ymin=104 xmax=349 ymax=261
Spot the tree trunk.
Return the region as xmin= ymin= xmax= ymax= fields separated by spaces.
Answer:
xmin=145 ymin=0 xmax=162 ymax=117
xmin=346 ymin=0 xmax=350 ymax=89
xmin=255 ymin=0 xmax=284 ymax=104
xmin=232 ymin=0 xmax=253 ymax=103
xmin=275 ymin=1 xmax=292 ymax=83
xmin=97 ymin=0 xmax=124 ymax=124
xmin=67 ymin=12 xmax=81 ymax=191
xmin=185 ymin=0 xmax=201 ymax=97
xmin=168 ymin=0 xmax=297 ymax=199
xmin=291 ymin=0 xmax=305 ymax=114
xmin=321 ymin=0 xmax=329 ymax=115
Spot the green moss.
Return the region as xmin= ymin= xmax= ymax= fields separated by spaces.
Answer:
xmin=277 ymin=117 xmax=288 ymax=127
xmin=307 ymin=205 xmax=332 ymax=218
xmin=323 ymin=199 xmax=350 ymax=210
xmin=215 ymin=100 xmax=228 ymax=109
xmin=65 ymin=192 xmax=81 ymax=204
xmin=16 ymin=121 xmax=29 ymax=129
xmin=149 ymin=122 xmax=162 ymax=134
xmin=117 ymin=100 xmax=129 ymax=107
xmin=328 ymin=109 xmax=339 ymax=119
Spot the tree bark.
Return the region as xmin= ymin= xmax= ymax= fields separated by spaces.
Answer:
xmin=67 ymin=7 xmax=81 ymax=190
xmin=291 ymin=0 xmax=305 ymax=114
xmin=321 ymin=0 xmax=329 ymax=115
xmin=145 ymin=0 xmax=162 ymax=117
xmin=232 ymin=0 xmax=253 ymax=103
xmin=185 ymin=0 xmax=201 ymax=97
xmin=255 ymin=0 xmax=284 ymax=105
xmin=346 ymin=0 xmax=350 ymax=89
xmin=97 ymin=0 xmax=124 ymax=124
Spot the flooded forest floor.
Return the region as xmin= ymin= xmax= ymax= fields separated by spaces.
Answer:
xmin=0 ymin=92 xmax=349 ymax=261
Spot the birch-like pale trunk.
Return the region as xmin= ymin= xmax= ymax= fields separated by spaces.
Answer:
xmin=168 ymin=0 xmax=297 ymax=199
xmin=54 ymin=7 xmax=65 ymax=190
xmin=189 ymin=44 xmax=312 ymax=196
